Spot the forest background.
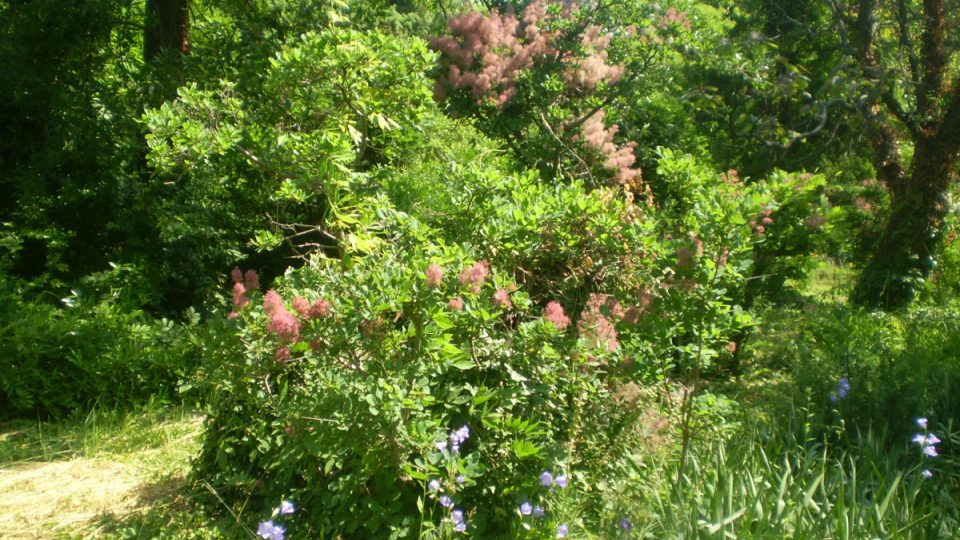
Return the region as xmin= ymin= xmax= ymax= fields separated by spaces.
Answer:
xmin=1 ymin=0 xmax=959 ymax=538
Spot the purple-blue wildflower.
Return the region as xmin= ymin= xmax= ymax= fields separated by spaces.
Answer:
xmin=916 ymin=417 xmax=928 ymax=429
xmin=540 ymin=471 xmax=554 ymax=486
xmin=555 ymin=474 xmax=568 ymax=488
xmin=279 ymin=500 xmax=295 ymax=515
xmin=436 ymin=440 xmax=448 ymax=452
xmin=451 ymin=508 xmax=467 ymax=532
xmin=922 ymin=469 xmax=933 ymax=479
xmin=456 ymin=475 xmax=466 ymax=485
xmin=452 ymin=425 xmax=470 ymax=444
xmin=619 ymin=517 xmax=632 ymax=531
xmin=429 ymin=479 xmax=441 ymax=491
xmin=830 ymin=377 xmax=850 ymax=401
xmin=257 ymin=521 xmax=285 ymax=540
xmin=557 ymin=523 xmax=569 ymax=538
xmin=914 ymin=430 xmax=941 ymax=457
xmin=533 ymin=506 xmax=545 ymax=518
xmin=520 ymin=501 xmax=533 ymax=515
xmin=440 ymin=495 xmax=454 ymax=508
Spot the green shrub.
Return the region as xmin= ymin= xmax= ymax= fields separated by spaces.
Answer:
xmin=192 ymin=148 xmax=774 ymax=536
xmin=0 ymin=265 xmax=205 ymax=419
xmin=195 ymin=245 xmax=647 ymax=537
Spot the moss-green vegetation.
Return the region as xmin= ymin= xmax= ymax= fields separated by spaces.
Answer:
xmin=2 ymin=0 xmax=959 ymax=538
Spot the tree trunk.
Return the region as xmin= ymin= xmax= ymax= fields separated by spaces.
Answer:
xmin=144 ymin=0 xmax=190 ymax=60
xmin=852 ymin=135 xmax=956 ymax=308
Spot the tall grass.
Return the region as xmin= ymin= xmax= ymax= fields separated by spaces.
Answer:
xmin=631 ymin=414 xmax=956 ymax=539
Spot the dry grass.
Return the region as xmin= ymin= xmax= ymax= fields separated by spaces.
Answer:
xmin=0 ymin=407 xmax=203 ymax=539
xmin=0 ymin=459 xmax=142 ymax=538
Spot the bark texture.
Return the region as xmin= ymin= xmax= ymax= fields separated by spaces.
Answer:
xmin=144 ymin=0 xmax=190 ymax=60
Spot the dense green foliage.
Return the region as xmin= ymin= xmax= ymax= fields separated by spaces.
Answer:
xmin=1 ymin=0 xmax=958 ymax=538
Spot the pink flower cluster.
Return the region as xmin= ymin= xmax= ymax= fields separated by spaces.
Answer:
xmin=425 ymin=264 xmax=444 ymax=287
xmin=563 ymin=25 xmax=625 ymax=93
xmin=432 ymin=1 xmax=627 ymax=109
xmin=492 ymin=288 xmax=512 ymax=308
xmin=264 ymin=290 xmax=300 ymax=342
xmin=459 ymin=261 xmax=490 ymax=293
xmin=431 ymin=0 xmax=558 ymax=106
xmin=228 ymin=268 xmax=261 ymax=318
xmin=658 ymin=7 xmax=691 ymax=30
xmin=581 ymin=110 xmax=643 ymax=187
xmin=578 ymin=293 xmax=620 ymax=352
xmin=749 ymin=208 xmax=774 ymax=235
xmin=543 ymin=301 xmax=571 ymax=330
xmin=677 ymin=234 xmax=704 ymax=269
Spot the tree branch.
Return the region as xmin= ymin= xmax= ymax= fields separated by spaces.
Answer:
xmin=765 ymin=98 xmax=845 ymax=149
xmin=895 ymin=0 xmax=921 ymax=87
xmin=917 ymin=0 xmax=948 ymax=119
xmin=829 ymin=0 xmax=920 ymax=137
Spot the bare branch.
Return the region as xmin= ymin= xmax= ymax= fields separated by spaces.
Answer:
xmin=539 ymin=110 xmax=597 ymax=185
xmin=765 ymin=98 xmax=845 ymax=149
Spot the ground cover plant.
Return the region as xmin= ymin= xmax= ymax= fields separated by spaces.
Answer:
xmin=1 ymin=0 xmax=959 ymax=538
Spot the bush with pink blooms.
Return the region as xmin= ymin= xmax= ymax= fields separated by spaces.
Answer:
xmin=193 ymin=139 xmax=778 ymax=536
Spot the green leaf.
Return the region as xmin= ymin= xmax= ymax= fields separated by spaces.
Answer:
xmin=511 ymin=439 xmax=541 ymax=459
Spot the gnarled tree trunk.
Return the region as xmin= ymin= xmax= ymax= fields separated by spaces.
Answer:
xmin=852 ymin=133 xmax=958 ymax=308
xmin=824 ymin=0 xmax=960 ymax=309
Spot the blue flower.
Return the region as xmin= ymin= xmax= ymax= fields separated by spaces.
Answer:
xmin=540 ymin=471 xmax=554 ymax=486
xmin=451 ymin=425 xmax=470 ymax=445
xmin=520 ymin=501 xmax=533 ymax=515
xmin=533 ymin=506 xmax=545 ymax=518
xmin=279 ymin=500 xmax=295 ymax=515
xmin=914 ymin=432 xmax=941 ymax=457
xmin=452 ymin=508 xmax=467 ymax=532
xmin=557 ymin=523 xmax=569 ymax=538
xmin=257 ymin=521 xmax=285 ymax=540
xmin=921 ymin=469 xmax=933 ymax=479
xmin=619 ymin=517 xmax=632 ymax=531
xmin=456 ymin=475 xmax=466 ymax=485
xmin=916 ymin=417 xmax=928 ymax=429
xmin=555 ymin=474 xmax=568 ymax=488
xmin=441 ymin=425 xmax=471 ymax=454
xmin=429 ymin=479 xmax=441 ymax=491
xmin=440 ymin=495 xmax=454 ymax=508
xmin=830 ymin=377 xmax=850 ymax=401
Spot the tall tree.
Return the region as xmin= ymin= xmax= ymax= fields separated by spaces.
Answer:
xmin=824 ymin=0 xmax=960 ymax=308
xmin=144 ymin=0 xmax=190 ymax=60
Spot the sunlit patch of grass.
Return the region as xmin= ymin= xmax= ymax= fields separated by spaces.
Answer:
xmin=802 ymin=259 xmax=856 ymax=302
xmin=0 ymin=402 xmax=206 ymax=539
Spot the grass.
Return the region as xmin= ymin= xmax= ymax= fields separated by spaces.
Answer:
xmin=625 ymin=410 xmax=957 ymax=539
xmin=0 ymin=401 xmax=205 ymax=539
